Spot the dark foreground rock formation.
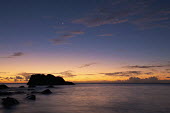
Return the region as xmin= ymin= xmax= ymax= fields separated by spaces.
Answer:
xmin=41 ymin=89 xmax=52 ymax=94
xmin=19 ymin=86 xmax=25 ymax=88
xmin=2 ymin=97 xmax=19 ymax=107
xmin=0 ymin=91 xmax=25 ymax=96
xmin=26 ymin=94 xmax=36 ymax=100
xmin=27 ymin=74 xmax=75 ymax=86
xmin=0 ymin=91 xmax=12 ymax=96
xmin=0 ymin=84 xmax=9 ymax=89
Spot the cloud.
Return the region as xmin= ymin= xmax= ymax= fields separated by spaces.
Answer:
xmin=100 ymin=71 xmax=143 ymax=76
xmin=12 ymin=52 xmax=24 ymax=57
xmin=51 ymin=30 xmax=84 ymax=45
xmin=132 ymin=10 xmax=170 ymax=29
xmin=0 ymin=56 xmax=12 ymax=58
xmin=56 ymin=29 xmax=85 ymax=35
xmin=112 ymin=19 xmax=129 ymax=24
xmin=59 ymin=70 xmax=77 ymax=78
xmin=56 ymin=30 xmax=84 ymax=38
xmin=2 ymin=77 xmax=14 ymax=81
xmin=97 ymin=34 xmax=113 ymax=36
xmin=18 ymin=72 xmax=39 ymax=81
xmin=72 ymin=0 xmax=170 ymax=29
xmin=50 ymin=38 xmax=68 ymax=45
xmin=0 ymin=72 xmax=9 ymax=74
xmin=73 ymin=16 xmax=129 ymax=27
xmin=144 ymin=72 xmax=154 ymax=75
xmin=60 ymin=34 xmax=75 ymax=38
xmin=124 ymin=64 xmax=170 ymax=69
xmin=125 ymin=65 xmax=164 ymax=69
xmin=79 ymin=63 xmax=97 ymax=68
xmin=4 ymin=77 xmax=10 ymax=80
xmin=85 ymin=74 xmax=96 ymax=75
xmin=114 ymin=76 xmax=170 ymax=83
xmin=119 ymin=76 xmax=159 ymax=83
xmin=0 ymin=52 xmax=24 ymax=58
xmin=15 ymin=76 xmax=24 ymax=79
xmin=72 ymin=0 xmax=146 ymax=27
xmin=10 ymin=77 xmax=14 ymax=79
xmin=70 ymin=30 xmax=84 ymax=35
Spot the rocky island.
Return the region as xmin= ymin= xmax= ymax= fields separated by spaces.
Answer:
xmin=27 ymin=74 xmax=75 ymax=86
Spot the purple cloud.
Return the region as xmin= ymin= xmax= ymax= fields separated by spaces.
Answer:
xmin=79 ymin=63 xmax=97 ymax=68
xmin=97 ymin=34 xmax=113 ymax=36
xmin=0 ymin=52 xmax=24 ymax=58
xmin=59 ymin=70 xmax=77 ymax=78
xmin=72 ymin=0 xmax=170 ymax=29
xmin=100 ymin=71 xmax=143 ymax=76
xmin=50 ymin=38 xmax=68 ymax=45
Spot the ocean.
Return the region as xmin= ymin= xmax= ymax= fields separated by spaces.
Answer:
xmin=0 ymin=83 xmax=170 ymax=113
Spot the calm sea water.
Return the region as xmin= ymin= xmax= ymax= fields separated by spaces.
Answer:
xmin=0 ymin=83 xmax=170 ymax=113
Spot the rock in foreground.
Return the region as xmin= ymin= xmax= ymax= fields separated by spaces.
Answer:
xmin=26 ymin=94 xmax=36 ymax=100
xmin=28 ymin=85 xmax=36 ymax=88
xmin=19 ymin=86 xmax=25 ymax=88
xmin=0 ymin=91 xmax=12 ymax=96
xmin=0 ymin=84 xmax=9 ymax=89
xmin=27 ymin=74 xmax=75 ymax=85
xmin=2 ymin=97 xmax=19 ymax=107
xmin=47 ymin=85 xmax=54 ymax=88
xmin=41 ymin=89 xmax=52 ymax=94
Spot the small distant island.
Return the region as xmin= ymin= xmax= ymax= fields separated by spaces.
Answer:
xmin=27 ymin=74 xmax=75 ymax=86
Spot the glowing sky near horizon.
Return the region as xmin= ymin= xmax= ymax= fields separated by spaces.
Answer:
xmin=0 ymin=0 xmax=170 ymax=83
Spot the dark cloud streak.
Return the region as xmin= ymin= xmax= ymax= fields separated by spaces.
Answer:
xmin=56 ymin=70 xmax=77 ymax=78
xmin=100 ymin=71 xmax=143 ymax=76
xmin=79 ymin=63 xmax=97 ymax=68
xmin=72 ymin=0 xmax=170 ymax=29
xmin=0 ymin=52 xmax=24 ymax=58
xmin=125 ymin=65 xmax=164 ymax=69
xmin=114 ymin=76 xmax=170 ymax=83
xmin=50 ymin=38 xmax=68 ymax=45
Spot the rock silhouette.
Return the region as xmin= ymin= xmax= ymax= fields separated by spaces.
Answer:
xmin=0 ymin=84 xmax=9 ymax=89
xmin=31 ymin=91 xmax=40 ymax=94
xmin=27 ymin=74 xmax=75 ymax=85
xmin=14 ymin=91 xmax=25 ymax=94
xmin=26 ymin=94 xmax=36 ymax=100
xmin=0 ymin=91 xmax=12 ymax=96
xmin=47 ymin=85 xmax=54 ymax=88
xmin=41 ymin=89 xmax=52 ymax=94
xmin=28 ymin=85 xmax=36 ymax=88
xmin=2 ymin=97 xmax=19 ymax=107
xmin=19 ymin=86 xmax=25 ymax=88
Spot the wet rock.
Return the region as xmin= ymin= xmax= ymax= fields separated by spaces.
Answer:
xmin=19 ymin=86 xmax=25 ymax=88
xmin=0 ymin=91 xmax=25 ymax=96
xmin=28 ymin=85 xmax=36 ymax=88
xmin=26 ymin=94 xmax=36 ymax=100
xmin=41 ymin=89 xmax=52 ymax=94
xmin=27 ymin=88 xmax=35 ymax=91
xmin=0 ymin=84 xmax=9 ymax=89
xmin=47 ymin=85 xmax=54 ymax=88
xmin=2 ymin=97 xmax=19 ymax=107
xmin=14 ymin=91 xmax=25 ymax=94
xmin=0 ymin=91 xmax=12 ymax=96
xmin=65 ymin=81 xmax=75 ymax=85
xmin=31 ymin=91 xmax=40 ymax=94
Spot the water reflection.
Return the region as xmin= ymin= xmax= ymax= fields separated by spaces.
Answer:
xmin=1 ymin=84 xmax=170 ymax=113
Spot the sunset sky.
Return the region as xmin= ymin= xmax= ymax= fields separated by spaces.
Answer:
xmin=0 ymin=0 xmax=170 ymax=83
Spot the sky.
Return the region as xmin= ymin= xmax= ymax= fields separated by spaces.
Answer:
xmin=0 ymin=0 xmax=170 ymax=83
